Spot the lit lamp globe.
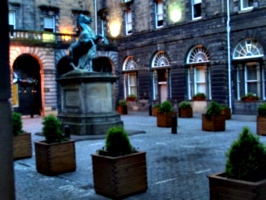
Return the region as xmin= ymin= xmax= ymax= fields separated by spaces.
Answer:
xmin=170 ymin=9 xmax=182 ymax=23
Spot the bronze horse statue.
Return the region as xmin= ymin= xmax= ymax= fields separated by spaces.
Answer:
xmin=68 ymin=14 xmax=108 ymax=72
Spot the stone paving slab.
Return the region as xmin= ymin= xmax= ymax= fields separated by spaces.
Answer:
xmin=16 ymin=112 xmax=262 ymax=200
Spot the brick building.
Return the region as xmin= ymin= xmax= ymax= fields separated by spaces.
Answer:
xmin=8 ymin=0 xmax=266 ymax=116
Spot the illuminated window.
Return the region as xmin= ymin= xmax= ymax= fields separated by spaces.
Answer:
xmin=155 ymin=0 xmax=163 ymax=28
xmin=192 ymin=0 xmax=202 ymax=20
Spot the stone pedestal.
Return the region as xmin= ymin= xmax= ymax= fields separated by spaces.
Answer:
xmin=57 ymin=70 xmax=123 ymax=135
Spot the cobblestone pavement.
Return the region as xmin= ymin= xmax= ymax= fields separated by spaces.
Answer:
xmin=15 ymin=112 xmax=261 ymax=200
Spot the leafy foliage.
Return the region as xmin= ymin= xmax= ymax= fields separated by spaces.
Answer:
xmin=258 ymin=103 xmax=266 ymax=117
xmin=206 ymin=101 xmax=221 ymax=116
xmin=159 ymin=100 xmax=173 ymax=113
xmin=118 ymin=99 xmax=127 ymax=106
xmin=42 ymin=115 xmax=64 ymax=143
xmin=225 ymin=127 xmax=266 ymax=181
xmin=179 ymin=101 xmax=192 ymax=109
xmin=241 ymin=92 xmax=259 ymax=101
xmin=193 ymin=92 xmax=206 ymax=99
xmin=153 ymin=103 xmax=160 ymax=108
xmin=12 ymin=112 xmax=23 ymax=136
xmin=102 ymin=126 xmax=136 ymax=157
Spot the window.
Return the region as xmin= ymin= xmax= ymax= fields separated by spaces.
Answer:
xmin=192 ymin=0 xmax=202 ymax=20
xmin=187 ymin=45 xmax=211 ymax=99
xmin=44 ymin=16 xmax=54 ymax=32
xmin=241 ymin=0 xmax=253 ymax=10
xmin=123 ymin=56 xmax=138 ymax=98
xmin=101 ymin=18 xmax=108 ymax=36
xmin=9 ymin=11 xmax=16 ymax=30
xmin=125 ymin=9 xmax=132 ymax=35
xmin=155 ymin=0 xmax=163 ymax=28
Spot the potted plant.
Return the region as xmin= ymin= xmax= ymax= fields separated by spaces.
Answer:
xmin=193 ymin=92 xmax=206 ymax=101
xmin=91 ymin=126 xmax=147 ymax=199
xmin=152 ymin=103 xmax=160 ymax=116
xmin=34 ymin=115 xmax=76 ymax=176
xmin=117 ymin=99 xmax=128 ymax=115
xmin=157 ymin=100 xmax=177 ymax=127
xmin=202 ymin=101 xmax=226 ymax=131
xmin=221 ymin=105 xmax=231 ymax=120
xmin=257 ymin=102 xmax=266 ymax=135
xmin=208 ymin=127 xmax=266 ymax=199
xmin=12 ymin=112 xmax=32 ymax=160
xmin=179 ymin=101 xmax=193 ymax=118
xmin=126 ymin=94 xmax=136 ymax=101
xmin=241 ymin=92 xmax=259 ymax=102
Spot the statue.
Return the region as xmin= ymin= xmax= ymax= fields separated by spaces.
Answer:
xmin=68 ymin=14 xmax=108 ymax=72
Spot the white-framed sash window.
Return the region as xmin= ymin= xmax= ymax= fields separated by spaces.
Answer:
xmin=44 ymin=16 xmax=55 ymax=32
xmin=125 ymin=10 xmax=132 ymax=35
xmin=240 ymin=0 xmax=253 ymax=11
xmin=192 ymin=0 xmax=202 ymax=20
xmin=155 ymin=0 xmax=163 ymax=28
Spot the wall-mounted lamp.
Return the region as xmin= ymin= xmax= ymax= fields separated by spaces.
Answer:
xmin=109 ymin=20 xmax=121 ymax=37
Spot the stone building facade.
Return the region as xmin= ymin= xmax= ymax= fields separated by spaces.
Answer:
xmin=8 ymin=0 xmax=266 ymax=116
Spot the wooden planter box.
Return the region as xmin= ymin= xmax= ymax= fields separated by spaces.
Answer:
xmin=13 ymin=132 xmax=32 ymax=160
xmin=208 ymin=172 xmax=266 ymax=199
xmin=202 ymin=114 xmax=226 ymax=131
xmin=179 ymin=107 xmax=193 ymax=118
xmin=91 ymin=151 xmax=148 ymax=199
xmin=157 ymin=112 xmax=177 ymax=127
xmin=152 ymin=107 xmax=159 ymax=116
xmin=35 ymin=140 xmax=76 ymax=176
xmin=117 ymin=106 xmax=127 ymax=115
xmin=257 ymin=116 xmax=266 ymax=136
xmin=221 ymin=108 xmax=231 ymax=120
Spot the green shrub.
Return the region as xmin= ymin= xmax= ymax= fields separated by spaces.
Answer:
xmin=103 ymin=126 xmax=136 ymax=157
xmin=193 ymin=92 xmax=206 ymax=99
xmin=206 ymin=101 xmax=221 ymax=116
xmin=220 ymin=105 xmax=229 ymax=109
xmin=12 ymin=112 xmax=23 ymax=136
xmin=118 ymin=99 xmax=127 ymax=106
xmin=42 ymin=115 xmax=64 ymax=143
xmin=153 ymin=103 xmax=160 ymax=108
xmin=179 ymin=101 xmax=192 ymax=109
xmin=159 ymin=100 xmax=173 ymax=113
xmin=258 ymin=103 xmax=266 ymax=117
xmin=225 ymin=127 xmax=266 ymax=181
xmin=241 ymin=92 xmax=259 ymax=101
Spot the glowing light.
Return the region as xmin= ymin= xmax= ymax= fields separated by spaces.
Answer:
xmin=169 ymin=6 xmax=182 ymax=23
xmin=42 ymin=33 xmax=55 ymax=42
xmin=109 ymin=21 xmax=121 ymax=37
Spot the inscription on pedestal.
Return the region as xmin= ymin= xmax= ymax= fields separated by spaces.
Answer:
xmin=65 ymin=90 xmax=79 ymax=107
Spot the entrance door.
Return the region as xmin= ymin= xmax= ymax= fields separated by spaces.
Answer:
xmin=13 ymin=54 xmax=42 ymax=116
xmin=159 ymin=82 xmax=167 ymax=103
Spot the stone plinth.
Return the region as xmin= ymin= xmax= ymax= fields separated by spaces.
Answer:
xmin=57 ymin=70 xmax=123 ymax=135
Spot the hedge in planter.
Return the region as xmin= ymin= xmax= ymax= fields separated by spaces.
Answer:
xmin=202 ymin=101 xmax=225 ymax=131
xmin=220 ymin=105 xmax=231 ymax=120
xmin=12 ymin=112 xmax=32 ymax=160
xmin=208 ymin=127 xmax=266 ymax=199
xmin=193 ymin=92 xmax=206 ymax=101
xmin=157 ymin=100 xmax=177 ymax=127
xmin=257 ymin=102 xmax=266 ymax=135
xmin=117 ymin=99 xmax=128 ymax=115
xmin=91 ymin=126 xmax=147 ymax=199
xmin=179 ymin=101 xmax=193 ymax=118
xmin=35 ymin=115 xmax=76 ymax=176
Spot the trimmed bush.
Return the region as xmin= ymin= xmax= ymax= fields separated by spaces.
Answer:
xmin=206 ymin=101 xmax=221 ymax=116
xmin=12 ymin=112 xmax=23 ymax=136
xmin=159 ymin=100 xmax=173 ymax=113
xmin=258 ymin=103 xmax=266 ymax=117
xmin=42 ymin=115 xmax=64 ymax=143
xmin=179 ymin=101 xmax=192 ymax=109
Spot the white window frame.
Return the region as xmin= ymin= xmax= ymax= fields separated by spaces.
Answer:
xmin=155 ymin=0 xmax=163 ymax=28
xmin=192 ymin=0 xmax=202 ymax=20
xmin=244 ymin=63 xmax=260 ymax=97
xmin=44 ymin=16 xmax=55 ymax=32
xmin=123 ymin=56 xmax=138 ymax=98
xmin=100 ymin=18 xmax=107 ymax=37
xmin=128 ymin=73 xmax=137 ymax=96
xmin=9 ymin=11 xmax=16 ymax=30
xmin=125 ymin=10 xmax=132 ymax=35
xmin=194 ymin=66 xmax=206 ymax=95
xmin=240 ymin=0 xmax=253 ymax=11
xmin=153 ymin=71 xmax=158 ymax=100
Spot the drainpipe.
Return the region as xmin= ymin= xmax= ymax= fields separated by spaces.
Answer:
xmin=94 ymin=0 xmax=98 ymax=35
xmin=227 ymin=0 xmax=232 ymax=111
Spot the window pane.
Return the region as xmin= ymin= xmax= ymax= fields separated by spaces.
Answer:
xmin=196 ymin=83 xmax=205 ymax=94
xmin=247 ymin=82 xmax=257 ymax=94
xmin=44 ymin=17 xmax=54 ymax=28
xmin=195 ymin=68 xmax=205 ymax=82
xmin=247 ymin=67 xmax=257 ymax=80
xmin=9 ymin=11 xmax=15 ymax=26
xmin=243 ymin=0 xmax=253 ymax=8
xmin=129 ymin=74 xmax=136 ymax=85
xmin=194 ymin=3 xmax=201 ymax=18
xmin=193 ymin=0 xmax=202 ymax=4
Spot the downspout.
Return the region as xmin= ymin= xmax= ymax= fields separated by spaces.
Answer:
xmin=227 ymin=0 xmax=232 ymax=110
xmin=94 ymin=0 xmax=98 ymax=35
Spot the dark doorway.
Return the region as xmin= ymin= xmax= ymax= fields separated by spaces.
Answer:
xmin=93 ymin=57 xmax=112 ymax=73
xmin=13 ymin=54 xmax=42 ymax=116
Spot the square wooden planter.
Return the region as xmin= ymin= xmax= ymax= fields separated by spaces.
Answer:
xmin=13 ymin=132 xmax=32 ymax=160
xmin=257 ymin=116 xmax=266 ymax=136
xmin=152 ymin=107 xmax=159 ymax=116
xmin=208 ymin=172 xmax=266 ymax=199
xmin=179 ymin=107 xmax=193 ymax=118
xmin=35 ymin=140 xmax=76 ymax=176
xmin=157 ymin=112 xmax=178 ymax=127
xmin=202 ymin=114 xmax=226 ymax=131
xmin=91 ymin=151 xmax=148 ymax=199
xmin=221 ymin=108 xmax=231 ymax=120
xmin=117 ymin=106 xmax=128 ymax=115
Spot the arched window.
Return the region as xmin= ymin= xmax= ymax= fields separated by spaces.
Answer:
xmin=152 ymin=51 xmax=170 ymax=68
xmin=186 ymin=45 xmax=211 ymax=100
xmin=233 ymin=39 xmax=263 ymax=60
xmin=123 ymin=56 xmax=138 ymax=99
